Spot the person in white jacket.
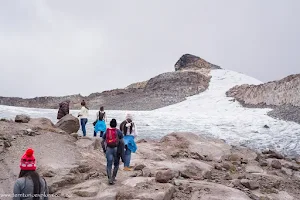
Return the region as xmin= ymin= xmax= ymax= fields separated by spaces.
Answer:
xmin=120 ymin=113 xmax=138 ymax=170
xmin=78 ymin=100 xmax=89 ymax=136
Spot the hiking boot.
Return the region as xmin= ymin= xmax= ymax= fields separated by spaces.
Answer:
xmin=108 ymin=179 xmax=114 ymax=185
xmin=123 ymin=167 xmax=132 ymax=171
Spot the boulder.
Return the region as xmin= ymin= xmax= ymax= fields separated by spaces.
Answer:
xmin=155 ymin=169 xmax=174 ymax=183
xmin=15 ymin=114 xmax=30 ymax=123
xmin=271 ymin=160 xmax=282 ymax=169
xmin=55 ymin=114 xmax=80 ymax=134
xmin=29 ymin=118 xmax=55 ymax=128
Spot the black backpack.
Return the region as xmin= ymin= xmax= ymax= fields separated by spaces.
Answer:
xmin=99 ymin=112 xmax=105 ymax=121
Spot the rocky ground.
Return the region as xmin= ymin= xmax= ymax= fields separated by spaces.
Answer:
xmin=226 ymin=74 xmax=300 ymax=124
xmin=0 ymin=54 xmax=218 ymax=111
xmin=1 ymin=115 xmax=300 ymax=200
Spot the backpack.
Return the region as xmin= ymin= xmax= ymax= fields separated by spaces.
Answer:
xmin=123 ymin=119 xmax=134 ymax=136
xmin=99 ymin=111 xmax=105 ymax=121
xmin=106 ymin=128 xmax=118 ymax=147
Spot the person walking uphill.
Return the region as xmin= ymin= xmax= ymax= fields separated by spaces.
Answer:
xmin=57 ymin=100 xmax=70 ymax=120
xmin=13 ymin=148 xmax=48 ymax=200
xmin=78 ymin=100 xmax=89 ymax=137
xmin=101 ymin=119 xmax=124 ymax=185
xmin=94 ymin=106 xmax=107 ymax=137
xmin=120 ymin=113 xmax=138 ymax=171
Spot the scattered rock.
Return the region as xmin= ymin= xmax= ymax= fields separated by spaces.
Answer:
xmin=15 ymin=114 xmax=30 ymax=123
xmin=3 ymin=141 xmax=11 ymax=148
xmin=214 ymin=164 xmax=223 ymax=170
xmin=246 ymin=165 xmax=264 ymax=173
xmin=224 ymin=173 xmax=233 ymax=180
xmin=156 ymin=169 xmax=174 ymax=183
xmin=271 ymin=160 xmax=282 ymax=169
xmin=70 ymin=133 xmax=79 ymax=140
xmin=240 ymin=179 xmax=259 ymax=190
xmin=55 ymin=114 xmax=80 ymax=134
xmin=23 ymin=129 xmax=37 ymax=136
xmin=259 ymin=159 xmax=268 ymax=167
xmin=281 ymin=168 xmax=293 ymax=176
xmin=142 ymin=167 xmax=151 ymax=177
xmin=203 ymin=171 xmax=212 ymax=180
xmin=134 ymin=164 xmax=146 ymax=171
xmin=222 ymin=162 xmax=236 ymax=172
xmin=264 ymin=125 xmax=270 ymax=128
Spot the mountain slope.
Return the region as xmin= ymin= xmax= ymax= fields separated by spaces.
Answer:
xmin=0 ymin=54 xmax=217 ymax=110
xmin=226 ymin=74 xmax=300 ymax=124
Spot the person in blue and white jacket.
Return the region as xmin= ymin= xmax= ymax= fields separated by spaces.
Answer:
xmin=120 ymin=113 xmax=138 ymax=171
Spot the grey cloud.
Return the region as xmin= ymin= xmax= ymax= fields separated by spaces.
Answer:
xmin=0 ymin=0 xmax=299 ymax=97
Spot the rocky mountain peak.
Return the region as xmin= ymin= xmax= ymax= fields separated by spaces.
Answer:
xmin=174 ymin=54 xmax=221 ymax=71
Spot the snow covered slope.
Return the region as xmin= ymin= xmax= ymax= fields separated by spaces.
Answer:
xmin=1 ymin=69 xmax=300 ymax=156
xmin=157 ymin=69 xmax=300 ymax=156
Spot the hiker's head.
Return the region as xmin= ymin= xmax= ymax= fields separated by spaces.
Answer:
xmin=125 ymin=112 xmax=133 ymax=120
xmin=110 ymin=119 xmax=117 ymax=128
xmin=100 ymin=106 xmax=104 ymax=111
xmin=20 ymin=148 xmax=36 ymax=171
xmin=81 ymin=100 xmax=86 ymax=107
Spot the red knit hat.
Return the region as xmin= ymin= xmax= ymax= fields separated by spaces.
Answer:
xmin=20 ymin=148 xmax=36 ymax=171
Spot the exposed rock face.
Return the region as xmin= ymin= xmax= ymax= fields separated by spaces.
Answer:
xmin=144 ymin=71 xmax=210 ymax=97
xmin=55 ymin=114 xmax=80 ymax=134
xmin=0 ymin=55 xmax=216 ymax=111
xmin=175 ymin=54 xmax=221 ymax=71
xmin=226 ymin=74 xmax=300 ymax=124
xmin=15 ymin=114 xmax=30 ymax=123
xmin=226 ymin=74 xmax=300 ymax=107
xmin=125 ymin=80 xmax=148 ymax=89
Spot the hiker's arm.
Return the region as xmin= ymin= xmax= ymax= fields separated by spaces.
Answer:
xmin=13 ymin=181 xmax=21 ymax=200
xmin=101 ymin=133 xmax=107 ymax=153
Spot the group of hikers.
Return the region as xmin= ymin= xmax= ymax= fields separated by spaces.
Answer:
xmin=12 ymin=100 xmax=138 ymax=199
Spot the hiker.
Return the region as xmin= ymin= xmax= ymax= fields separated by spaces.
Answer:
xmin=101 ymin=119 xmax=124 ymax=185
xmin=94 ymin=106 xmax=107 ymax=137
xmin=78 ymin=100 xmax=89 ymax=137
xmin=120 ymin=113 xmax=138 ymax=171
xmin=13 ymin=148 xmax=48 ymax=200
xmin=57 ymin=100 xmax=70 ymax=120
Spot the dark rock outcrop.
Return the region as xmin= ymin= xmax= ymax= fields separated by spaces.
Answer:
xmin=175 ymin=54 xmax=221 ymax=71
xmin=15 ymin=114 xmax=30 ymax=123
xmin=55 ymin=114 xmax=80 ymax=134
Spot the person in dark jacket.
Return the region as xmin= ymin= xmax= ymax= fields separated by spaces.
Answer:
xmin=101 ymin=119 xmax=124 ymax=185
xmin=13 ymin=148 xmax=48 ymax=200
xmin=57 ymin=100 xmax=70 ymax=120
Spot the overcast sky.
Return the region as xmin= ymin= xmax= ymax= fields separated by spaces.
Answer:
xmin=0 ymin=0 xmax=299 ymax=98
